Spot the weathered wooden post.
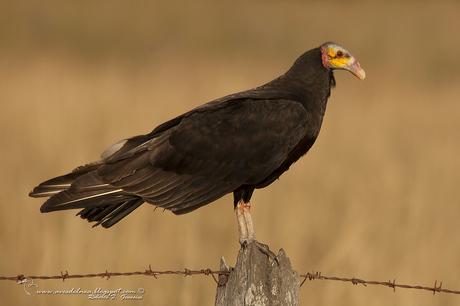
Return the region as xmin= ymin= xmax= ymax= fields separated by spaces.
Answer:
xmin=215 ymin=241 xmax=300 ymax=306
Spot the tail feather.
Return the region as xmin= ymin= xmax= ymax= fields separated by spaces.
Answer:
xmin=40 ymin=188 xmax=125 ymax=212
xmin=29 ymin=162 xmax=101 ymax=198
xmin=77 ymin=204 xmax=119 ymax=221
xmin=89 ymin=204 xmax=120 ymax=222
xmin=77 ymin=198 xmax=143 ymax=228
xmin=31 ymin=163 xmax=144 ymax=228
xmin=36 ymin=170 xmax=124 ymax=212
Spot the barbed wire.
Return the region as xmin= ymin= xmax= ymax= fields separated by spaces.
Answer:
xmin=1 ymin=267 xmax=459 ymax=295
xmin=299 ymin=272 xmax=460 ymax=295
xmin=0 ymin=267 xmax=224 ymax=285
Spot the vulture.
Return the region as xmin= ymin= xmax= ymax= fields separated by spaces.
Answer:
xmin=30 ymin=42 xmax=365 ymax=243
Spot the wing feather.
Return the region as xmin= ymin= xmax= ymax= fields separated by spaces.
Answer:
xmin=93 ymin=99 xmax=309 ymax=214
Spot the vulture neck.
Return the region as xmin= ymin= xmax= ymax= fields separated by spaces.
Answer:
xmin=270 ymin=48 xmax=334 ymax=109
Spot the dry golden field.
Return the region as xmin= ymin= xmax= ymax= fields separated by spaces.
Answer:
xmin=1 ymin=1 xmax=460 ymax=305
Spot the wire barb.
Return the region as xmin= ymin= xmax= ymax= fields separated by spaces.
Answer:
xmin=60 ymin=271 xmax=68 ymax=282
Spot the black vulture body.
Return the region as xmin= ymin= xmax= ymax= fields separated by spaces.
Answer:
xmin=30 ymin=47 xmax=336 ymax=228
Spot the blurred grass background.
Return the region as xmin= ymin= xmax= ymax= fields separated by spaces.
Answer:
xmin=1 ymin=0 xmax=460 ymax=305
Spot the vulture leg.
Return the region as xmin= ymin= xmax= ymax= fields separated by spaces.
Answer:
xmin=242 ymin=202 xmax=255 ymax=242
xmin=235 ymin=200 xmax=255 ymax=244
xmin=235 ymin=201 xmax=248 ymax=244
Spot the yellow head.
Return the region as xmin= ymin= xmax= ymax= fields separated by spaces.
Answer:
xmin=320 ymin=42 xmax=366 ymax=80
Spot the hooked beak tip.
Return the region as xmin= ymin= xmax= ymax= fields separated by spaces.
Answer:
xmin=349 ymin=60 xmax=366 ymax=80
xmin=354 ymin=67 xmax=366 ymax=80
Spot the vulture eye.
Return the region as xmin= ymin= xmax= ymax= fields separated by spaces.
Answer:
xmin=336 ymin=50 xmax=343 ymax=57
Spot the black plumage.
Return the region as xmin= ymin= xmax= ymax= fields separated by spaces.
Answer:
xmin=30 ymin=44 xmax=359 ymax=228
